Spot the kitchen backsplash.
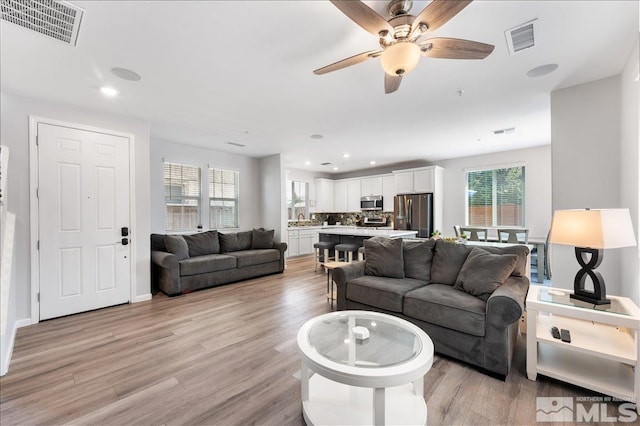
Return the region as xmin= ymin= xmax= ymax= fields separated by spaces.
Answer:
xmin=288 ymin=211 xmax=394 ymax=227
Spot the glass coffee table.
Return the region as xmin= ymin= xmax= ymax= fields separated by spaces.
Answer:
xmin=297 ymin=310 xmax=434 ymax=425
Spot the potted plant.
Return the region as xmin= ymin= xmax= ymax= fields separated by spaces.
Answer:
xmin=431 ymin=229 xmax=442 ymax=240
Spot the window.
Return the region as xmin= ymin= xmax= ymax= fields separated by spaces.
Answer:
xmin=287 ymin=181 xmax=309 ymax=220
xmin=209 ymin=168 xmax=239 ymax=229
xmin=164 ymin=162 xmax=201 ymax=231
xmin=466 ymin=166 xmax=525 ymax=227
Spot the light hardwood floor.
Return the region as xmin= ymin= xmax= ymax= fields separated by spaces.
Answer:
xmin=0 ymin=256 xmax=627 ymax=425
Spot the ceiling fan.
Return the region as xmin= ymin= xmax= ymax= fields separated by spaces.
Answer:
xmin=314 ymin=0 xmax=494 ymax=94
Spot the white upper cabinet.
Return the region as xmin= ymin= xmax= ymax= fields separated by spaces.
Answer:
xmin=394 ymin=166 xmax=442 ymax=194
xmin=347 ymin=179 xmax=361 ymax=212
xmin=314 ymin=178 xmax=334 ymax=212
xmin=382 ymin=175 xmax=395 ymax=212
xmin=334 ymin=180 xmax=348 ymax=212
xmin=361 ymin=176 xmax=383 ymax=196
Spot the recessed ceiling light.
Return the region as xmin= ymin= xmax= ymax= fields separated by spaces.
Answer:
xmin=310 ymin=134 xmax=324 ymax=139
xmin=370 ymin=160 xmax=376 ymax=165
xmin=304 ymin=161 xmax=311 ymax=166
xmin=100 ymin=86 xmax=118 ymax=97
xmin=527 ymin=64 xmax=559 ymax=78
xmin=343 ymin=153 xmax=350 ymax=158
xmin=333 ymin=167 xmax=338 ymax=171
xmin=111 ymin=67 xmax=142 ymax=81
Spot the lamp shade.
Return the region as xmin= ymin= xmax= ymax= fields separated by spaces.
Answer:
xmin=380 ymin=42 xmax=420 ymax=76
xmin=549 ymin=208 xmax=637 ymax=249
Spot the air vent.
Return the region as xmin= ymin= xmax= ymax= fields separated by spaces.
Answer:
xmin=1 ymin=0 xmax=83 ymax=46
xmin=505 ymin=19 xmax=537 ymax=55
xmin=320 ymin=162 xmax=331 ymax=166
xmin=226 ymin=142 xmax=245 ymax=147
xmin=493 ymin=127 xmax=516 ymax=135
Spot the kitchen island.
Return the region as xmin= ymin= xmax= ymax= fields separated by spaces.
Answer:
xmin=319 ymin=228 xmax=418 ymax=258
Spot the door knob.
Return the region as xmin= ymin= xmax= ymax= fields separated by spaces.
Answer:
xmin=121 ymin=238 xmax=129 ymax=245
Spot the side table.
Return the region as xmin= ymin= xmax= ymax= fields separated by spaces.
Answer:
xmin=321 ymin=261 xmax=344 ymax=308
xmin=526 ymin=285 xmax=640 ymax=407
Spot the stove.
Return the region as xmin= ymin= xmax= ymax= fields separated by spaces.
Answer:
xmin=362 ymin=217 xmax=387 ymax=227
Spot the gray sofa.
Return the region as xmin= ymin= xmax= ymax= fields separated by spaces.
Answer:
xmin=333 ymin=237 xmax=530 ymax=378
xmin=151 ymin=229 xmax=287 ymax=296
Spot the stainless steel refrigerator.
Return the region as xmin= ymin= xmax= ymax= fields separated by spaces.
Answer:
xmin=393 ymin=193 xmax=433 ymax=238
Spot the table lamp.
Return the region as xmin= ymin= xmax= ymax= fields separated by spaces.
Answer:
xmin=548 ymin=208 xmax=637 ymax=305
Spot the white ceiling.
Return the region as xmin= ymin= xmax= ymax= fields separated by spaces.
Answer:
xmin=1 ymin=1 xmax=638 ymax=174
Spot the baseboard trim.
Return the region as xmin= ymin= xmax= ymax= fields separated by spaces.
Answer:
xmin=132 ymin=294 xmax=152 ymax=303
xmin=1 ymin=318 xmax=30 ymax=376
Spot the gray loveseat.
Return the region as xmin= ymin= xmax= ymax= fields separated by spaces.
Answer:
xmin=151 ymin=229 xmax=287 ymax=296
xmin=333 ymin=237 xmax=530 ymax=378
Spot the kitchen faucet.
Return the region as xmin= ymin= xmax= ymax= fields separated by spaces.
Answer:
xmin=297 ymin=213 xmax=305 ymax=221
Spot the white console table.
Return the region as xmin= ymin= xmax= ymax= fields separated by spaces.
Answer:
xmin=526 ymin=285 xmax=640 ymax=407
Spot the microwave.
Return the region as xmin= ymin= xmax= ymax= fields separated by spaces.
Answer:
xmin=360 ymin=195 xmax=383 ymax=211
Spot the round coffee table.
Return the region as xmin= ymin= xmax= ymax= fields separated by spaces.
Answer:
xmin=297 ymin=310 xmax=434 ymax=425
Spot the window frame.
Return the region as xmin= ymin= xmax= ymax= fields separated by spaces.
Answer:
xmin=464 ymin=163 xmax=526 ymax=228
xmin=287 ymin=180 xmax=310 ymax=221
xmin=208 ymin=167 xmax=240 ymax=230
xmin=163 ymin=161 xmax=202 ymax=232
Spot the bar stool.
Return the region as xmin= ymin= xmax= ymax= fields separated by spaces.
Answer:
xmin=313 ymin=241 xmax=336 ymax=271
xmin=335 ymin=243 xmax=360 ymax=262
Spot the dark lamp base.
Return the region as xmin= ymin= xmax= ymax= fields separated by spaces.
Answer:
xmin=570 ymin=292 xmax=611 ymax=305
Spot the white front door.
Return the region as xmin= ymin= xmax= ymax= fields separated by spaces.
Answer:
xmin=38 ymin=123 xmax=131 ymax=320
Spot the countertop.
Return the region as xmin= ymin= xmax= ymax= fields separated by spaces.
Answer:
xmin=317 ymin=228 xmax=418 ymax=238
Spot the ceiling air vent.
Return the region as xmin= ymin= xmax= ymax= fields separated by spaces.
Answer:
xmin=505 ymin=19 xmax=537 ymax=55
xmin=1 ymin=0 xmax=84 ymax=46
xmin=493 ymin=127 xmax=516 ymax=135
xmin=320 ymin=162 xmax=331 ymax=166
xmin=226 ymin=142 xmax=246 ymax=147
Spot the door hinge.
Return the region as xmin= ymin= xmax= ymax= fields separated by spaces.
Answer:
xmin=36 ymin=188 xmax=39 ymax=198
xmin=36 ymin=135 xmax=39 ymax=146
xmin=37 ymin=240 xmax=40 ymax=250
xmin=37 ymin=293 xmax=40 ymax=302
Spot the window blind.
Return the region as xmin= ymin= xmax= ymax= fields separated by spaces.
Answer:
xmin=209 ymin=168 xmax=239 ymax=229
xmin=164 ymin=162 xmax=201 ymax=230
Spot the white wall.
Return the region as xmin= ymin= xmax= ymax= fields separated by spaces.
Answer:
xmin=436 ymin=145 xmax=553 ymax=240
xmin=149 ymin=138 xmax=261 ymax=233
xmin=0 ymin=91 xmax=151 ymax=372
xmin=550 ymin=74 xmax=635 ymax=298
xmin=619 ymin=38 xmax=640 ymax=304
xmin=260 ymin=155 xmax=286 ymax=243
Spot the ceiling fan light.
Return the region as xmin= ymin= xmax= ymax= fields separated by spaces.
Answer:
xmin=380 ymin=42 xmax=420 ymax=76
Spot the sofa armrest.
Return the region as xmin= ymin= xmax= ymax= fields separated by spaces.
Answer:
xmin=151 ymin=250 xmax=181 ymax=295
xmin=332 ymin=261 xmax=365 ymax=310
xmin=273 ymin=241 xmax=288 ymax=254
xmin=486 ymin=276 xmax=529 ymax=326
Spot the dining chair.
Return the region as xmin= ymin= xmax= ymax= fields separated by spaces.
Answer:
xmin=453 ymin=225 xmax=461 ymax=237
xmin=498 ymin=228 xmax=529 ymax=244
xmin=460 ymin=226 xmax=488 ymax=241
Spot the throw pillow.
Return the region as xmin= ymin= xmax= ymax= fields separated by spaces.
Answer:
xmin=454 ymin=247 xmax=518 ymax=301
xmin=476 ymin=245 xmax=529 ymax=277
xmin=364 ymin=237 xmax=404 ymax=279
xmin=430 ymin=239 xmax=472 ymax=285
xmin=164 ymin=235 xmax=189 ymax=261
xmin=403 ymin=239 xmax=436 ymax=282
xmin=183 ymin=230 xmax=220 ymax=257
xmin=237 ymin=231 xmax=253 ymax=250
xmin=252 ymin=228 xmax=274 ymax=249
xmin=220 ymin=231 xmax=254 ymax=252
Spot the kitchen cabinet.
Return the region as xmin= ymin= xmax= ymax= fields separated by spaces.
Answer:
xmin=361 ymin=177 xmax=383 ymax=196
xmin=393 ymin=166 xmax=442 ymax=194
xmin=333 ymin=181 xmax=348 ymax=212
xmin=382 ymin=175 xmax=395 ymax=212
xmin=314 ymin=178 xmax=334 ymax=212
xmin=347 ymin=179 xmax=361 ymax=212
xmin=287 ymin=228 xmax=319 ymax=257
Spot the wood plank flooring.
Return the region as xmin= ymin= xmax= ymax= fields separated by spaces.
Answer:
xmin=0 ymin=256 xmax=628 ymax=425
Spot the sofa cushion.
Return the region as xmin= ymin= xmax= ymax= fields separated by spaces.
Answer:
xmin=164 ymin=235 xmax=189 ymax=260
xmin=403 ymin=239 xmax=436 ymax=282
xmin=183 ymin=230 xmax=220 ymax=256
xmin=431 ymin=240 xmax=472 ymax=285
xmin=454 ymin=248 xmax=518 ymax=301
xmin=228 ymin=249 xmax=280 ymax=268
xmin=474 ymin=245 xmax=529 ymax=277
xmin=346 ymin=276 xmax=426 ymax=312
xmin=404 ymin=284 xmax=487 ymax=337
xmin=364 ymin=237 xmax=404 ymax=278
xmin=179 ymin=254 xmax=237 ymax=276
xmin=251 ymin=228 xmax=274 ymax=249
xmin=220 ymin=231 xmax=253 ymax=252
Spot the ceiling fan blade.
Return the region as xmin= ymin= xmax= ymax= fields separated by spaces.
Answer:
xmin=314 ymin=50 xmax=382 ymax=75
xmin=411 ymin=0 xmax=473 ymax=34
xmin=384 ymin=73 xmax=402 ymax=94
xmin=330 ymin=0 xmax=394 ymax=37
xmin=420 ymin=37 xmax=494 ymax=59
